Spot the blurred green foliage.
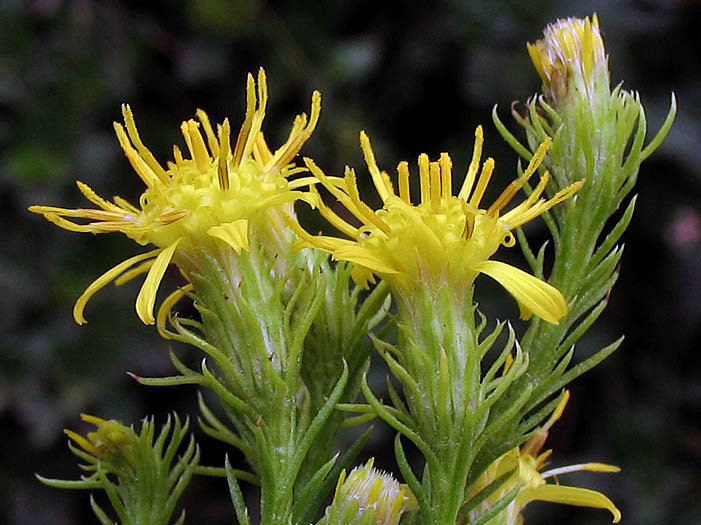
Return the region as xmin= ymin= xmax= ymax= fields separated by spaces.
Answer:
xmin=2 ymin=0 xmax=699 ymax=523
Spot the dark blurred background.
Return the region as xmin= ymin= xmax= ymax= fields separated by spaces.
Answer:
xmin=2 ymin=0 xmax=699 ymax=523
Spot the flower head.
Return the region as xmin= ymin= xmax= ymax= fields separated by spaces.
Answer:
xmin=328 ymin=458 xmax=417 ymax=525
xmin=64 ymin=414 xmax=136 ymax=461
xmin=527 ymin=14 xmax=608 ymax=104
xmin=468 ymin=391 xmax=621 ymax=524
xmin=30 ymin=69 xmax=321 ymax=325
xmin=292 ymin=127 xmax=582 ymax=324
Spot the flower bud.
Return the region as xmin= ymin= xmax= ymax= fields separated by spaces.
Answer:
xmin=527 ymin=15 xmax=608 ymax=105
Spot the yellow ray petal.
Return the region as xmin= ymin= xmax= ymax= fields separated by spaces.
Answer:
xmin=135 ymin=239 xmax=181 ymax=325
xmin=73 ymin=248 xmax=162 ymax=325
xmin=516 ymin=484 xmax=621 ymax=523
xmin=81 ymin=414 xmax=108 ymax=425
xmin=333 ymin=245 xmax=400 ymax=275
xmin=360 ymin=131 xmax=392 ymax=202
xmin=76 ymin=181 xmax=124 ymax=213
xmin=157 ymin=283 xmax=194 ymax=340
xmin=351 ymin=264 xmax=377 ymax=289
xmin=207 ymin=219 xmax=250 ymax=254
xmin=475 ymin=260 xmax=567 ymax=324
xmin=64 ymin=429 xmax=99 ymax=455
xmin=121 ymin=104 xmax=168 ymax=181
xmin=114 ymin=260 xmax=155 ymax=286
xmin=196 ymin=108 xmax=219 ymax=156
xmin=33 ymin=211 xmax=94 ymax=233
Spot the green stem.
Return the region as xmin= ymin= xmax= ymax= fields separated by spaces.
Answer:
xmin=394 ymin=284 xmax=480 ymax=524
xmin=186 ymin=244 xmax=307 ymax=525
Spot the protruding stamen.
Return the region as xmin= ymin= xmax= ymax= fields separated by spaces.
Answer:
xmin=121 ymin=104 xmax=168 ymax=182
xmin=418 ymin=153 xmax=430 ymax=204
xmin=271 ymin=90 xmax=322 ymax=169
xmin=487 ymin=142 xmax=549 ymax=216
xmin=397 ymin=161 xmax=411 ymax=204
xmin=429 ymin=161 xmax=441 ymax=213
xmin=439 ymin=153 xmax=452 ymax=199
xmin=344 ymin=167 xmax=391 ymax=234
xmin=254 ymin=132 xmax=273 ymax=165
xmin=76 ymin=181 xmax=123 ymax=213
xmin=232 ymin=73 xmax=257 ymax=167
xmin=458 ymin=126 xmax=484 ymax=200
xmin=113 ymin=196 xmax=139 ymax=214
xmin=114 ymin=124 xmax=161 ymax=188
xmin=173 ymin=145 xmax=184 ymax=166
xmin=187 ymin=120 xmax=210 ymax=173
xmin=196 ymin=109 xmax=219 ymax=156
xmin=218 ymin=119 xmax=231 ymax=190
xmin=240 ymin=68 xmax=268 ymax=164
xmin=311 ymin=186 xmax=361 ymax=240
xmin=361 ymin=131 xmax=392 ymax=203
xmin=154 ymin=210 xmax=188 ymax=224
xmin=469 ymin=157 xmax=495 ymax=207
xmin=180 ymin=121 xmax=194 ymax=160
xmin=460 ymin=201 xmax=475 ymax=239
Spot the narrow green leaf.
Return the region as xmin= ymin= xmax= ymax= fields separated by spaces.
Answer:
xmin=90 ymin=495 xmax=116 ymax=525
xmin=297 ymin=426 xmax=374 ymax=525
xmin=292 ymin=454 xmax=338 ymax=524
xmin=459 ymin=467 xmax=516 ymax=519
xmin=291 ymin=361 xmax=348 ymax=479
xmin=492 ymin=105 xmax=533 ymax=161
xmin=640 ymin=92 xmax=677 ymax=161
xmin=35 ymin=474 xmax=101 ymax=490
xmin=550 ymin=336 xmax=624 ymax=392
xmin=589 ymin=196 xmax=636 ymax=271
xmin=469 ymin=485 xmax=520 ymax=525
xmin=394 ymin=433 xmax=429 ymax=525
xmin=361 ymin=374 xmax=439 ymax=471
xmin=225 ymin=455 xmax=251 ymax=525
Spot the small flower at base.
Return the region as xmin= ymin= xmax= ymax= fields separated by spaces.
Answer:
xmin=467 ymin=391 xmax=621 ymax=524
xmin=64 ymin=413 xmax=135 ymax=461
xmin=324 ymin=458 xmax=418 ymax=525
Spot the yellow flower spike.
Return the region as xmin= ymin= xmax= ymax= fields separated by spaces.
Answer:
xmin=298 ymin=128 xmax=580 ymax=324
xmin=469 ymin=390 xmax=622 ymax=524
xmin=29 ymin=69 xmax=322 ymax=324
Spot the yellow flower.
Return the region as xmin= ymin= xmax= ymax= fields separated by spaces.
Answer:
xmin=30 ymin=69 xmax=321 ymax=325
xmin=292 ymin=126 xmax=582 ymax=324
xmin=64 ymin=414 xmax=135 ymax=460
xmin=468 ymin=391 xmax=621 ymax=524
xmin=527 ymin=14 xmax=608 ymax=103
xmin=330 ymin=458 xmax=418 ymax=525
